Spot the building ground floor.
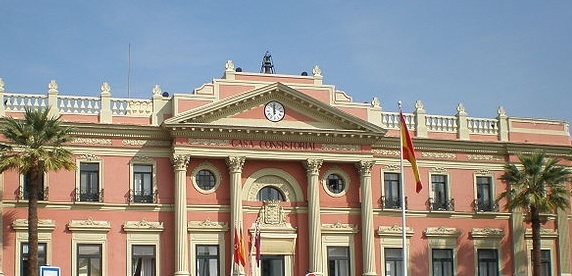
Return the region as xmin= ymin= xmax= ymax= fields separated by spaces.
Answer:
xmin=0 ymin=201 xmax=569 ymax=276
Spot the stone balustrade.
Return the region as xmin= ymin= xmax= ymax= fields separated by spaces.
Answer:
xmin=0 ymin=78 xmax=568 ymax=144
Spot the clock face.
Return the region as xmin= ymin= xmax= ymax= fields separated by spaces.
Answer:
xmin=264 ymin=101 xmax=285 ymax=122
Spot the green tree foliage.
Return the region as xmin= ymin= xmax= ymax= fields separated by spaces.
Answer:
xmin=498 ymin=152 xmax=572 ymax=276
xmin=0 ymin=108 xmax=76 ymax=276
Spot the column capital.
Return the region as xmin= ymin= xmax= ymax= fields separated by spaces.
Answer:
xmin=304 ymin=159 xmax=323 ymax=175
xmin=355 ymin=160 xmax=375 ymax=176
xmin=226 ymin=156 xmax=246 ymax=173
xmin=171 ymin=154 xmax=190 ymax=170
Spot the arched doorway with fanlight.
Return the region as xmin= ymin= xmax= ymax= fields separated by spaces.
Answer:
xmin=242 ymin=168 xmax=303 ymax=276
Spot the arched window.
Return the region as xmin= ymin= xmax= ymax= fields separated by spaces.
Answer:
xmin=257 ymin=186 xmax=285 ymax=201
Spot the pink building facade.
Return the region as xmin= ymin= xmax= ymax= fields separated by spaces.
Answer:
xmin=0 ymin=60 xmax=571 ymax=276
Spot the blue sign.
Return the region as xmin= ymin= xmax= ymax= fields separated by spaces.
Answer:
xmin=40 ymin=266 xmax=61 ymax=276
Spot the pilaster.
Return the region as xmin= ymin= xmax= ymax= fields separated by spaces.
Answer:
xmin=304 ymin=159 xmax=323 ymax=274
xmin=356 ymin=160 xmax=376 ymax=276
xmin=172 ymin=154 xmax=191 ymax=276
xmin=557 ymin=208 xmax=570 ymax=274
xmin=511 ymin=208 xmax=527 ymax=276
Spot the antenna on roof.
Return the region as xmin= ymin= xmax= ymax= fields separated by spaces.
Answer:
xmin=127 ymin=43 xmax=132 ymax=98
xmin=260 ymin=51 xmax=275 ymax=74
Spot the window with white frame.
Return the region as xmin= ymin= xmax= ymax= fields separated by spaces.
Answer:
xmin=191 ymin=162 xmax=222 ymax=194
xmin=431 ymin=174 xmax=453 ymax=211
xmin=189 ymin=220 xmax=227 ymax=276
xmin=425 ymin=226 xmax=459 ymax=276
xmin=133 ymin=164 xmax=154 ymax=203
xmin=124 ymin=220 xmax=164 ymax=276
xmin=477 ymin=249 xmax=498 ymax=276
xmin=68 ymin=218 xmax=110 ymax=276
xmin=540 ymin=250 xmax=551 ymax=276
xmin=77 ymin=244 xmax=102 ymax=276
xmin=475 ymin=176 xmax=496 ymax=212
xmin=132 ymin=245 xmax=156 ymax=276
xmin=20 ymin=242 xmax=47 ymax=276
xmin=79 ymin=162 xmax=101 ymax=202
xmin=384 ymin=248 xmax=403 ymax=276
xmin=322 ymin=168 xmax=350 ymax=197
xmin=432 ymin=248 xmax=454 ymax=276
xmin=196 ymin=245 xmax=219 ymax=276
xmin=327 ymin=246 xmax=350 ymax=276
xmin=12 ymin=218 xmax=55 ymax=276
xmin=383 ymin=172 xmax=401 ymax=209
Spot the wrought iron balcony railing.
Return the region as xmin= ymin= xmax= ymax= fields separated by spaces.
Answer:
xmin=473 ymin=199 xmax=499 ymax=212
xmin=130 ymin=189 xmax=158 ymax=203
xmin=75 ymin=188 xmax=104 ymax=202
xmin=429 ymin=197 xmax=455 ymax=211
xmin=381 ymin=196 xmax=408 ymax=210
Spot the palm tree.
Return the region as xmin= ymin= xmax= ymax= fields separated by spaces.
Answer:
xmin=0 ymin=108 xmax=75 ymax=276
xmin=498 ymin=152 xmax=572 ymax=276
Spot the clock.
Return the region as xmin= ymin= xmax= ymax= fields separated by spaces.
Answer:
xmin=264 ymin=101 xmax=285 ymax=122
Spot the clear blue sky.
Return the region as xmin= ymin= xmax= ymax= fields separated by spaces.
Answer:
xmin=2 ymin=1 xmax=571 ymax=125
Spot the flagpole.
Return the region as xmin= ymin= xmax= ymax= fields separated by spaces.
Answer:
xmin=398 ymin=101 xmax=408 ymax=276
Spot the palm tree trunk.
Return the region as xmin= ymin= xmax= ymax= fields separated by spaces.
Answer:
xmin=530 ymin=206 xmax=542 ymax=276
xmin=27 ymin=166 xmax=40 ymax=276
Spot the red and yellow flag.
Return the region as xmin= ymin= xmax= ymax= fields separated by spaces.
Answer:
xmin=233 ymin=227 xmax=247 ymax=266
xmin=399 ymin=112 xmax=423 ymax=193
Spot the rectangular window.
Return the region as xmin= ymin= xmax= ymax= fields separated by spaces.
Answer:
xmin=327 ymin=246 xmax=350 ymax=276
xmin=196 ymin=245 xmax=219 ymax=276
xmin=540 ymin=250 xmax=551 ymax=276
xmin=133 ymin=165 xmax=154 ymax=203
xmin=383 ymin=173 xmax=401 ymax=209
xmin=21 ymin=243 xmax=47 ymax=276
xmin=132 ymin=245 xmax=156 ymax=276
xmin=77 ymin=244 xmax=102 ymax=276
xmin=431 ymin=174 xmax=450 ymax=210
xmin=80 ymin=163 xmax=100 ymax=202
xmin=477 ymin=249 xmax=498 ymax=276
xmin=432 ymin=249 xmax=454 ymax=276
xmin=384 ymin=248 xmax=403 ymax=276
xmin=476 ymin=176 xmax=494 ymax=211
xmin=23 ymin=173 xmax=45 ymax=200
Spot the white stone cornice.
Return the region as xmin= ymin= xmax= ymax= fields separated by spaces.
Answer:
xmin=12 ymin=219 xmax=56 ymax=231
xmin=424 ymin=226 xmax=460 ymax=238
xmin=421 ymin=152 xmax=456 ymax=159
xmin=470 ymin=227 xmax=505 ymax=239
xmin=67 ymin=217 xmax=111 ymax=232
xmin=123 ymin=219 xmax=164 ymax=232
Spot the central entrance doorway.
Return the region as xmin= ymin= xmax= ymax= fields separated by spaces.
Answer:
xmin=260 ymin=255 xmax=285 ymax=276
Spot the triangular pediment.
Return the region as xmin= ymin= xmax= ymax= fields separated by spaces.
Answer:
xmin=163 ymin=83 xmax=386 ymax=141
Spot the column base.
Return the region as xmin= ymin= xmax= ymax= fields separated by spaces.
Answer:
xmin=362 ymin=272 xmax=377 ymax=276
xmin=174 ymin=271 xmax=190 ymax=276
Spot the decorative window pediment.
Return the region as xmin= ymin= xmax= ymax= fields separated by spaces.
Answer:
xmin=322 ymin=222 xmax=358 ymax=234
xmin=470 ymin=227 xmax=504 ymax=239
xmin=67 ymin=217 xmax=110 ymax=232
xmin=424 ymin=226 xmax=460 ymax=238
xmin=12 ymin=219 xmax=56 ymax=232
xmin=377 ymin=225 xmax=414 ymax=238
xmin=188 ymin=219 xmax=228 ymax=232
xmin=123 ymin=219 xmax=164 ymax=232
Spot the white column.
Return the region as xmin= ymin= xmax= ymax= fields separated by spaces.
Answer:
xmin=173 ymin=154 xmax=190 ymax=276
xmin=227 ymin=156 xmax=246 ymax=276
xmin=304 ymin=159 xmax=323 ymax=273
xmin=356 ymin=160 xmax=376 ymax=276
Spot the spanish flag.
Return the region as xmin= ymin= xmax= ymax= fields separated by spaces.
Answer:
xmin=233 ymin=227 xmax=247 ymax=266
xmin=399 ymin=112 xmax=423 ymax=193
